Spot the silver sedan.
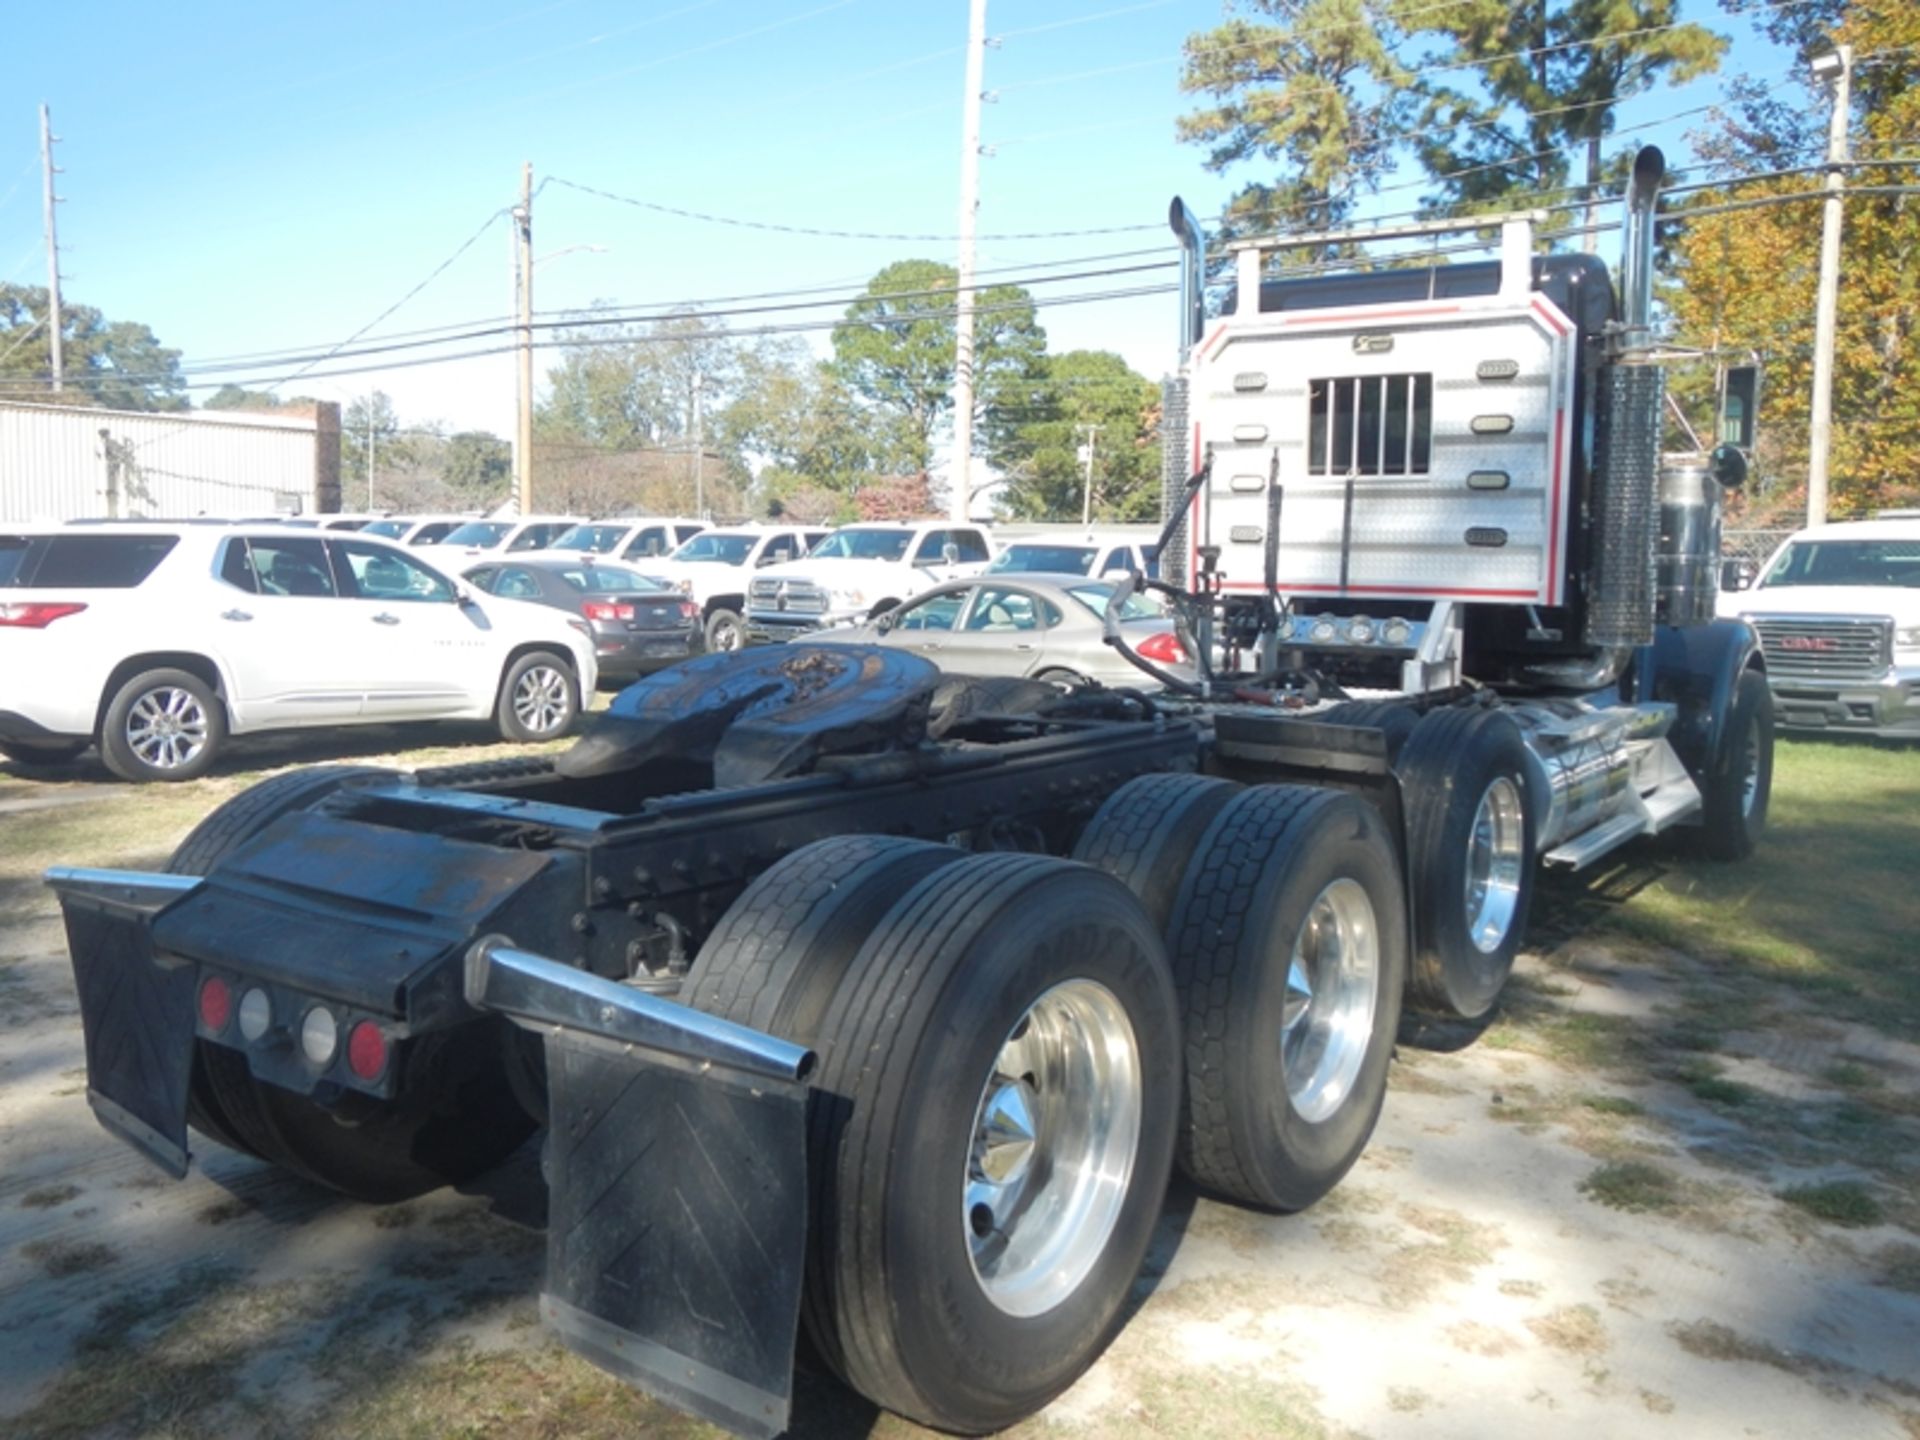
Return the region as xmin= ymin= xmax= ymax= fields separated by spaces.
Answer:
xmin=819 ymin=573 xmax=1194 ymax=689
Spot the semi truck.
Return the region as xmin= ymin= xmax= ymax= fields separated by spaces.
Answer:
xmin=47 ymin=146 xmax=1769 ymax=1439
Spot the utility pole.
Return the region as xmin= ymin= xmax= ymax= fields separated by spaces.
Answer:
xmin=691 ymin=370 xmax=705 ymax=518
xmin=1807 ymin=44 xmax=1852 ymax=526
xmin=514 ymin=162 xmax=534 ymax=516
xmin=1079 ymin=424 xmax=1100 ymax=526
xmin=39 ymin=104 xmax=64 ymax=393
xmin=948 ymin=0 xmax=988 ymax=522
xmin=366 ymin=394 xmax=376 ymax=510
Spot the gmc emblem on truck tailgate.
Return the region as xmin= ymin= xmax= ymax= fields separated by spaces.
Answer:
xmin=1779 ymin=635 xmax=1836 ymax=652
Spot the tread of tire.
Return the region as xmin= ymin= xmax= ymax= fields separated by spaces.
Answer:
xmin=1164 ymin=784 xmax=1332 ymax=1200
xmin=805 ymin=851 xmax=1067 ymax=1413
xmin=684 ymin=835 xmax=964 ymax=1035
xmin=1071 ymin=772 xmax=1240 ymax=933
xmin=1397 ymin=704 xmax=1506 ymax=1011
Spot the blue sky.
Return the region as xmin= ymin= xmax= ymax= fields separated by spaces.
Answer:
xmin=1 ymin=1 xmax=1795 ymax=441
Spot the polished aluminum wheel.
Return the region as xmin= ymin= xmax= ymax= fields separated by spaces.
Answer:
xmin=512 ymin=664 xmax=571 ymax=735
xmin=126 ymin=686 xmax=211 ymax=772
xmin=1464 ymin=776 xmax=1526 ymax=953
xmin=1279 ymin=877 xmax=1380 ymax=1124
xmin=965 ymin=979 xmax=1140 ymax=1318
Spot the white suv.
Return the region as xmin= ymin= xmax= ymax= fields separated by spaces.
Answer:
xmin=0 ymin=523 xmax=598 ymax=781
xmin=646 ymin=525 xmax=828 ymax=652
xmin=745 ymin=521 xmax=993 ymax=643
xmin=1718 ymin=516 xmax=1920 ymax=738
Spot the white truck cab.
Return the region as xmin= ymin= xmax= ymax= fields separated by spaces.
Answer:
xmin=1718 ymin=517 xmax=1920 ymax=737
xmin=644 ymin=525 xmax=829 ymax=652
xmin=745 ymin=521 xmax=993 ymax=643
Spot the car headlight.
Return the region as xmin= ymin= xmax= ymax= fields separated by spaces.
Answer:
xmin=1896 ymin=623 xmax=1920 ymax=649
xmin=677 ymin=579 xmax=693 ymax=595
xmin=830 ymin=588 xmax=866 ymax=608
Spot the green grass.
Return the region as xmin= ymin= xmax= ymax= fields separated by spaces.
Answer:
xmin=1580 ymin=1160 xmax=1685 ymax=1214
xmin=1560 ymin=737 xmax=1920 ymax=1040
xmin=1776 ymin=1180 xmax=1886 ymax=1229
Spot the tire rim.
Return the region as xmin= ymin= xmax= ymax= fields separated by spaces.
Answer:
xmin=964 ymin=978 xmax=1140 ymax=1318
xmin=126 ymin=686 xmax=210 ymax=771
xmin=1737 ymin=717 xmax=1762 ymax=819
xmin=1279 ymin=877 xmax=1380 ymax=1124
xmin=512 ymin=665 xmax=570 ymax=735
xmin=711 ymin=617 xmax=742 ymax=652
xmin=1464 ymin=776 xmax=1526 ymax=954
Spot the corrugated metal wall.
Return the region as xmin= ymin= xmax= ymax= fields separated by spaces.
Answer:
xmin=0 ymin=401 xmax=339 ymax=522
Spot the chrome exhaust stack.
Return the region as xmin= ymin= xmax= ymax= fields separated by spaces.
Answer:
xmin=1168 ymin=197 xmax=1207 ymax=356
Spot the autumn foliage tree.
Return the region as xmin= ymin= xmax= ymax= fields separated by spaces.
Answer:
xmin=1667 ymin=0 xmax=1920 ymax=518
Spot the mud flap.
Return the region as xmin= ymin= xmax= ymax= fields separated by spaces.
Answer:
xmin=45 ymin=868 xmax=202 ymax=1178
xmin=466 ymin=940 xmax=813 ymax=1440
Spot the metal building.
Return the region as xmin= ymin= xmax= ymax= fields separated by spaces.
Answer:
xmin=0 ymin=400 xmax=342 ymax=522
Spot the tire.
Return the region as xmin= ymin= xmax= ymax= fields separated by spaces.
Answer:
xmin=800 ymin=854 xmax=1181 ymax=1434
xmin=167 ymin=764 xmax=535 ymax=1200
xmin=1689 ymin=668 xmax=1773 ymax=861
xmin=99 ymin=667 xmax=226 ymax=783
xmin=0 ymin=739 xmax=87 ymax=767
xmin=1071 ymin=772 xmax=1240 ymax=934
xmin=704 ymin=607 xmax=745 ymax=654
xmin=683 ymin=835 xmax=967 ymax=1040
xmin=495 ymin=650 xmax=578 ymax=742
xmin=927 ymin=674 xmax=1063 ymax=738
xmin=1397 ymin=705 xmax=1536 ymax=1020
xmin=1312 ymin=700 xmax=1419 ymax=760
xmin=1166 ymin=785 xmax=1407 ymax=1211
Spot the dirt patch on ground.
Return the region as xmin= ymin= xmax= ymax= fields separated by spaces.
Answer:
xmin=3 ymin=737 xmax=1917 ymax=1439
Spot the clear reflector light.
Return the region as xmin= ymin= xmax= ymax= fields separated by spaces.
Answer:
xmin=238 ymin=988 xmax=272 ymax=1042
xmin=300 ymin=1007 xmax=339 ymax=1066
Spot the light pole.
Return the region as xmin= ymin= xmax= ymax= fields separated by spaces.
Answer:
xmin=1807 ymin=43 xmax=1852 ymax=526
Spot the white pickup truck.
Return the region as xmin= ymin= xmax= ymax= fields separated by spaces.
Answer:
xmin=642 ymin=525 xmax=828 ymax=652
xmin=744 ymin=521 xmax=994 ymax=643
xmin=1718 ymin=516 xmax=1920 ymax=738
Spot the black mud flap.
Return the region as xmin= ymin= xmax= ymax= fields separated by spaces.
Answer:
xmin=467 ymin=939 xmax=813 ymax=1440
xmin=45 ymin=869 xmax=202 ymax=1178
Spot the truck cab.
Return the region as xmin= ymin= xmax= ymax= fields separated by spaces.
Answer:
xmin=744 ymin=520 xmax=993 ymax=642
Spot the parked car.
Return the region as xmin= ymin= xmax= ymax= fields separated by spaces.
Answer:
xmin=816 ymin=573 xmax=1194 ymax=690
xmin=1718 ymin=515 xmax=1920 ymax=738
xmin=645 ymin=525 xmax=829 ymax=652
xmin=0 ymin=523 xmax=597 ymax=781
xmin=535 ymin=517 xmax=708 ymax=567
xmin=985 ymin=534 xmax=1158 ymax=579
xmin=463 ymin=556 xmax=699 ymax=683
xmin=359 ymin=514 xmax=478 ymax=547
xmin=745 ymin=521 xmax=994 ymax=643
xmin=439 ymin=516 xmax=583 ymax=559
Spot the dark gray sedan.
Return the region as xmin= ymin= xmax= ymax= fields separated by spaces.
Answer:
xmin=818 ymin=573 xmax=1196 ymax=689
xmin=464 ymin=557 xmax=699 ymax=684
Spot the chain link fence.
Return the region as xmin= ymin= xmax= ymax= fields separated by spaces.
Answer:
xmin=1723 ymin=528 xmax=1795 ymax=568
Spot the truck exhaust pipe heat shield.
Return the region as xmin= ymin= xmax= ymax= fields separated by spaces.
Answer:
xmin=1586 ymin=146 xmax=1667 ymax=651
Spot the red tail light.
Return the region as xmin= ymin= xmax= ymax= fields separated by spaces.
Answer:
xmin=347 ymin=1020 xmax=389 ymax=1081
xmin=0 ymin=602 xmax=87 ymax=628
xmin=583 ymin=601 xmax=635 ymax=621
xmin=678 ymin=601 xmax=699 ymax=620
xmin=198 ymin=976 xmax=233 ymax=1033
xmin=1137 ymin=631 xmax=1187 ymax=664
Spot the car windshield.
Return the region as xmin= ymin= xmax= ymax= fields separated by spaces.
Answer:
xmin=986 ymin=544 xmax=1099 ymax=575
xmin=1760 ymin=539 xmax=1920 ymax=588
xmin=671 ymin=533 xmax=757 ymax=564
xmin=443 ymin=522 xmax=511 ymax=547
xmin=808 ymin=529 xmax=912 ymax=562
xmin=558 ymin=566 xmax=667 ymax=594
xmin=361 ymin=519 xmax=408 ymax=538
xmin=1064 ymin=583 xmax=1170 ymax=621
xmin=550 ymin=524 xmax=627 ymax=553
